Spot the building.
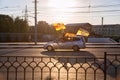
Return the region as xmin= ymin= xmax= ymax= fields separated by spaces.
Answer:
xmin=92 ymin=24 xmax=120 ymax=37
xmin=65 ymin=23 xmax=92 ymax=35
xmin=92 ymin=24 xmax=120 ymax=41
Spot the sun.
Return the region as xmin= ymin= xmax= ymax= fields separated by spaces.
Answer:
xmin=46 ymin=0 xmax=77 ymax=23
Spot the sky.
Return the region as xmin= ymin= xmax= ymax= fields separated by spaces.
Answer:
xmin=0 ymin=0 xmax=120 ymax=25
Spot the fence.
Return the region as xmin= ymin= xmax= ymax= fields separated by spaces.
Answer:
xmin=0 ymin=33 xmax=57 ymax=42
xmin=104 ymin=53 xmax=120 ymax=80
xmin=0 ymin=53 xmax=120 ymax=80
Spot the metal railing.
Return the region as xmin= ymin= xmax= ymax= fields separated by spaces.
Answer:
xmin=0 ymin=53 xmax=120 ymax=80
xmin=86 ymin=43 xmax=120 ymax=48
xmin=104 ymin=53 xmax=120 ymax=80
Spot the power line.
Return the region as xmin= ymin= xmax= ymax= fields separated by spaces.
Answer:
xmin=35 ymin=9 xmax=120 ymax=14
xmin=4 ymin=8 xmax=120 ymax=16
xmin=1 ymin=3 xmax=120 ymax=13
xmin=1 ymin=3 xmax=120 ymax=19
xmin=91 ymin=4 xmax=120 ymax=8
xmin=37 ymin=14 xmax=120 ymax=19
xmin=0 ymin=6 xmax=20 ymax=9
xmin=68 ymin=10 xmax=120 ymax=13
xmin=70 ymin=4 xmax=120 ymax=8
xmin=1 ymin=3 xmax=120 ymax=11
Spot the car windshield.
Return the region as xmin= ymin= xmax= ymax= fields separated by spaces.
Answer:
xmin=53 ymin=36 xmax=84 ymax=43
xmin=54 ymin=37 xmax=75 ymax=42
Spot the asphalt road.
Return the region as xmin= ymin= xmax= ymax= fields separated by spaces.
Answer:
xmin=0 ymin=48 xmax=120 ymax=57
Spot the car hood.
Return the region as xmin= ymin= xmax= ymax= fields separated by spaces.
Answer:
xmin=44 ymin=41 xmax=55 ymax=46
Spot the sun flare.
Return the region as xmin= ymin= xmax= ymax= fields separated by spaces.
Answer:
xmin=47 ymin=0 xmax=78 ymax=23
xmin=48 ymin=0 xmax=77 ymax=8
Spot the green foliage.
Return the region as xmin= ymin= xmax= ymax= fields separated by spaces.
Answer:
xmin=0 ymin=14 xmax=14 ymax=33
xmin=0 ymin=14 xmax=58 ymax=35
xmin=13 ymin=17 xmax=29 ymax=33
xmin=0 ymin=15 xmax=29 ymax=33
xmin=37 ymin=21 xmax=58 ymax=35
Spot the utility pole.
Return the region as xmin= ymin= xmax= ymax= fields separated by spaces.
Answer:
xmin=34 ymin=0 xmax=37 ymax=44
xmin=25 ymin=5 xmax=28 ymax=21
xmin=88 ymin=0 xmax=91 ymax=23
xmin=102 ymin=17 xmax=104 ymax=37
xmin=102 ymin=17 xmax=104 ymax=25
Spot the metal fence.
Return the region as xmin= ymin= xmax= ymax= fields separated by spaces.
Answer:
xmin=104 ymin=53 xmax=120 ymax=80
xmin=0 ymin=53 xmax=120 ymax=80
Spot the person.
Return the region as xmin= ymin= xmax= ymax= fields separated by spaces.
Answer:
xmin=60 ymin=37 xmax=64 ymax=42
xmin=29 ymin=35 xmax=32 ymax=42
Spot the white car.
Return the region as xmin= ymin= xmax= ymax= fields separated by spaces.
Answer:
xmin=44 ymin=36 xmax=86 ymax=51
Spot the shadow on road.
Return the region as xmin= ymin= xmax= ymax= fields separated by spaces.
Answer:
xmin=41 ymin=51 xmax=120 ymax=79
xmin=41 ymin=51 xmax=95 ymax=57
xmin=0 ymin=48 xmax=27 ymax=56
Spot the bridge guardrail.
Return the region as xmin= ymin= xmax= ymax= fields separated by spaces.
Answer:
xmin=0 ymin=42 xmax=120 ymax=48
xmin=0 ymin=53 xmax=120 ymax=80
xmin=86 ymin=43 xmax=120 ymax=48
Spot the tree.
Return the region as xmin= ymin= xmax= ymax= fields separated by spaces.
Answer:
xmin=14 ymin=17 xmax=29 ymax=33
xmin=0 ymin=14 xmax=14 ymax=33
xmin=0 ymin=15 xmax=29 ymax=33
xmin=37 ymin=21 xmax=50 ymax=34
xmin=37 ymin=21 xmax=59 ymax=35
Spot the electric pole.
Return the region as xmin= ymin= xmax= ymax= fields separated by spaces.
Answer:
xmin=102 ymin=17 xmax=104 ymax=37
xmin=102 ymin=17 xmax=104 ymax=25
xmin=34 ymin=0 xmax=37 ymax=44
xmin=25 ymin=5 xmax=28 ymax=21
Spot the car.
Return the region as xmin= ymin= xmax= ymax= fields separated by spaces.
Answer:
xmin=44 ymin=36 xmax=86 ymax=51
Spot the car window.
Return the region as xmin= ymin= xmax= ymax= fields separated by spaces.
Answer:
xmin=81 ymin=37 xmax=85 ymax=42
xmin=64 ymin=37 xmax=73 ymax=42
xmin=58 ymin=37 xmax=69 ymax=42
xmin=73 ymin=37 xmax=80 ymax=41
xmin=58 ymin=38 xmax=64 ymax=42
xmin=58 ymin=37 xmax=83 ymax=42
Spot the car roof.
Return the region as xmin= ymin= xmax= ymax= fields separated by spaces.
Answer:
xmin=67 ymin=35 xmax=83 ymax=38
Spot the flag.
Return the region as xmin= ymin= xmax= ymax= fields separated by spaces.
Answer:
xmin=76 ymin=28 xmax=89 ymax=36
xmin=65 ymin=33 xmax=76 ymax=37
xmin=53 ymin=23 xmax=66 ymax=31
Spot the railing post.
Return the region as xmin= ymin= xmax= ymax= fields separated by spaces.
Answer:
xmin=104 ymin=52 xmax=107 ymax=80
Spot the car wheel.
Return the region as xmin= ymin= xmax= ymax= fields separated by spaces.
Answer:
xmin=47 ymin=46 xmax=54 ymax=51
xmin=73 ymin=46 xmax=79 ymax=51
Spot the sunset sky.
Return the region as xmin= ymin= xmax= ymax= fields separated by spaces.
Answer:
xmin=0 ymin=0 xmax=120 ymax=25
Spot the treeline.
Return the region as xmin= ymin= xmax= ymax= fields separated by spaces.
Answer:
xmin=30 ymin=21 xmax=59 ymax=35
xmin=0 ymin=15 xmax=28 ymax=33
xmin=0 ymin=14 xmax=58 ymax=34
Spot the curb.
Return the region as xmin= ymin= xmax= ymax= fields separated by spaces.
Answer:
xmin=0 ymin=46 xmax=120 ymax=49
xmin=0 ymin=43 xmax=120 ymax=49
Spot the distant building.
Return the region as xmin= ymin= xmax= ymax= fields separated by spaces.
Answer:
xmin=65 ymin=23 xmax=92 ymax=35
xmin=92 ymin=24 xmax=120 ymax=37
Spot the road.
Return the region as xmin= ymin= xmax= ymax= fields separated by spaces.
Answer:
xmin=0 ymin=48 xmax=120 ymax=57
